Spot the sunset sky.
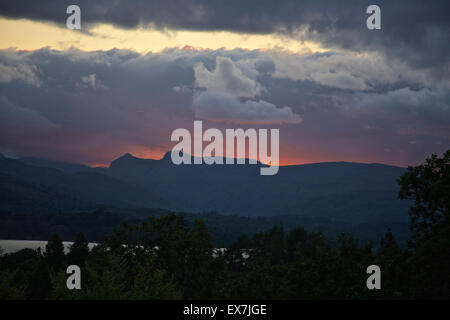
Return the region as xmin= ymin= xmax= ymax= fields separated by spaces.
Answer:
xmin=0 ymin=0 xmax=449 ymax=167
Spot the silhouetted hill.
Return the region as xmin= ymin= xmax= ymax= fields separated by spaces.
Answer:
xmin=19 ymin=156 xmax=93 ymax=174
xmin=100 ymin=152 xmax=410 ymax=223
xmin=0 ymin=153 xmax=411 ymax=224
xmin=0 ymin=172 xmax=83 ymax=213
xmin=0 ymin=156 xmax=165 ymax=211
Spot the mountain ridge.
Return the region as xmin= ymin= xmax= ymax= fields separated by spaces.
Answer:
xmin=0 ymin=152 xmax=410 ymax=224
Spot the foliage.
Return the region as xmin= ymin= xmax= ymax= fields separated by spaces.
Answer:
xmin=0 ymin=270 xmax=25 ymax=299
xmin=398 ymin=150 xmax=450 ymax=298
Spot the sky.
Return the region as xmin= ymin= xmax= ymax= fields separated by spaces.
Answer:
xmin=0 ymin=0 xmax=449 ymax=167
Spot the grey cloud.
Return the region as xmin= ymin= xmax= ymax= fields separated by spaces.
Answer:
xmin=0 ymin=96 xmax=55 ymax=132
xmin=0 ymin=0 xmax=449 ymax=70
xmin=193 ymin=90 xmax=302 ymax=124
xmin=270 ymin=51 xmax=448 ymax=91
xmin=0 ymin=51 xmax=41 ymax=86
xmin=79 ymin=73 xmax=107 ymax=89
xmin=192 ymin=55 xmax=300 ymax=124
xmin=194 ymin=56 xmax=263 ymax=98
xmin=349 ymin=87 xmax=450 ymax=126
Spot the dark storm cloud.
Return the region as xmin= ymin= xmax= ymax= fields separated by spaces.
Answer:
xmin=0 ymin=47 xmax=448 ymax=166
xmin=0 ymin=47 xmax=301 ymax=163
xmin=1 ymin=0 xmax=449 ymax=69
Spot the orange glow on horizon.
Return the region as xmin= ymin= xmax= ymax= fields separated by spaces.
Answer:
xmin=85 ymin=148 xmax=336 ymax=168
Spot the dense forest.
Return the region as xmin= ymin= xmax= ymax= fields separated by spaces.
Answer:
xmin=0 ymin=150 xmax=449 ymax=299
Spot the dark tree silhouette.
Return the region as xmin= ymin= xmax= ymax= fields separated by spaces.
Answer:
xmin=44 ymin=233 xmax=65 ymax=271
xmin=67 ymin=232 xmax=89 ymax=267
xmin=398 ymin=149 xmax=450 ymax=298
xmin=398 ymin=150 xmax=450 ymax=242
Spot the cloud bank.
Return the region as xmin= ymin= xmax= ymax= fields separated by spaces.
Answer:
xmin=1 ymin=0 xmax=449 ymax=71
xmin=0 ymin=46 xmax=448 ymax=166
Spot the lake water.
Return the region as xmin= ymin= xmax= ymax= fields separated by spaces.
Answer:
xmin=0 ymin=240 xmax=244 ymax=258
xmin=0 ymin=240 xmax=98 ymax=254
